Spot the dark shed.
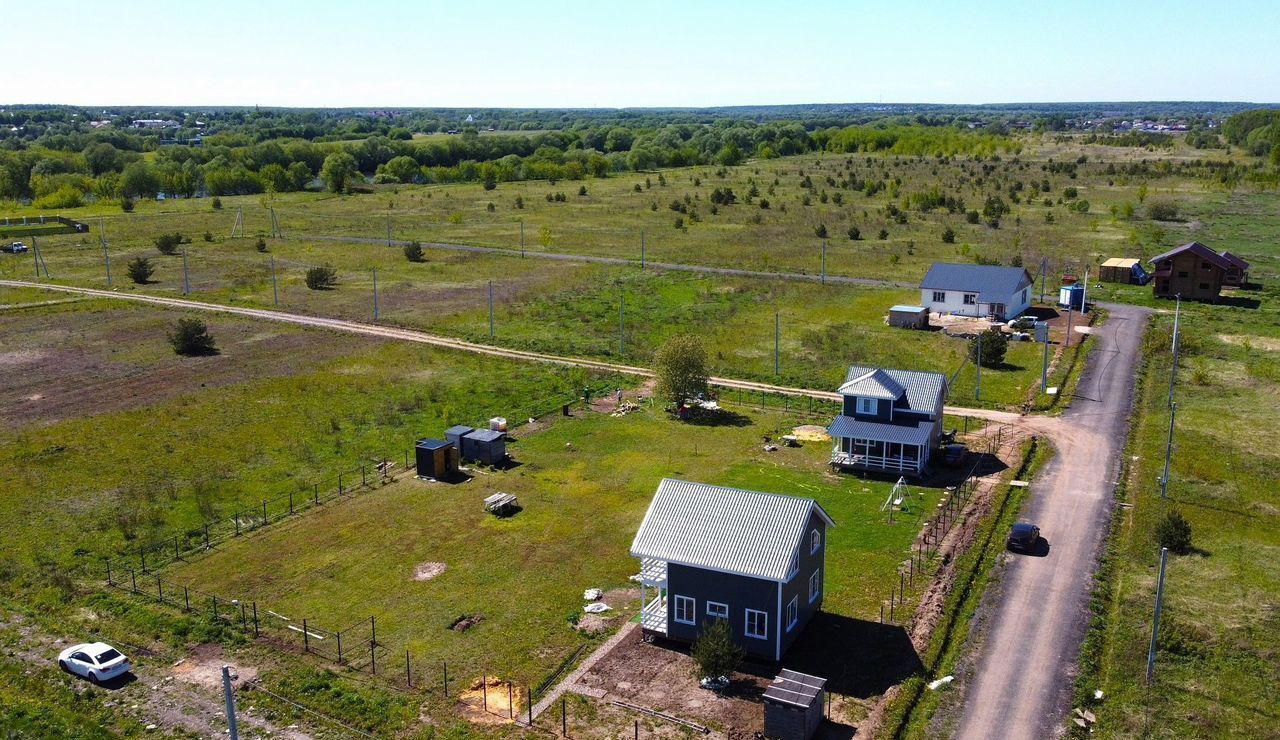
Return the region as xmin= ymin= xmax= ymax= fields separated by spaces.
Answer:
xmin=763 ymin=669 xmax=826 ymax=740
xmin=444 ymin=425 xmax=474 ymax=450
xmin=415 ymin=439 xmax=459 ymax=480
xmin=461 ymin=429 xmax=507 ymax=465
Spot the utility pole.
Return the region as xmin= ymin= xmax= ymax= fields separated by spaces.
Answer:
xmin=488 ymin=280 xmax=494 ymax=338
xmin=774 ymin=311 xmax=781 ymax=375
xmin=100 ymin=217 xmax=111 ymax=287
xmin=221 ymin=666 xmax=240 ymax=740
xmin=1041 ymin=325 xmax=1050 ymax=390
xmin=386 ymin=215 xmax=392 ymax=248
xmin=619 ymin=294 xmax=625 ymax=356
xmin=32 ymin=235 xmax=40 ymax=277
xmin=1159 ymin=401 xmax=1176 ymax=498
xmin=1065 ymin=306 xmax=1074 ymax=349
xmin=640 ymin=230 xmax=646 ymax=269
xmin=519 ymin=219 xmax=525 ymax=257
xmin=821 ymin=241 xmax=827 ymax=284
xmin=270 ymin=256 xmax=279 ymax=306
xmin=1146 ymin=547 xmax=1170 ymax=684
xmin=372 ymin=267 xmax=379 ymax=320
xmin=181 ymin=247 xmax=190 ymax=295
xmin=976 ymin=331 xmax=982 ymax=401
xmin=1039 ymin=257 xmax=1048 ymax=303
xmin=1168 ymin=294 xmax=1181 ymax=409
xmin=1081 ymin=266 xmax=1090 ymax=313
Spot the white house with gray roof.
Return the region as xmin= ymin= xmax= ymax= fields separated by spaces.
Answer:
xmin=630 ymin=479 xmax=835 ymax=661
xmin=828 ymin=365 xmax=948 ymax=475
xmin=920 ymin=262 xmax=1034 ymax=320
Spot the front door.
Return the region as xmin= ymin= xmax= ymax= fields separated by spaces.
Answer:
xmin=991 ymin=303 xmax=1006 ymax=319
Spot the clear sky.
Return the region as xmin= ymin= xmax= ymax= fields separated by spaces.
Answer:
xmin=8 ymin=0 xmax=1278 ymax=107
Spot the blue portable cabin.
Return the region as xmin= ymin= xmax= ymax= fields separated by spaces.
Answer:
xmin=415 ymin=438 xmax=459 ymax=479
xmin=444 ymin=425 xmax=474 ymax=450
xmin=461 ymin=428 xmax=506 ymax=465
xmin=1058 ymin=283 xmax=1085 ymax=310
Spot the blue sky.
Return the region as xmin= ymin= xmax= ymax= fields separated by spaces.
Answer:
xmin=9 ymin=0 xmax=1279 ymax=107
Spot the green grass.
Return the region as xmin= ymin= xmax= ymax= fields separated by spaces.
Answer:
xmin=1074 ymin=305 xmax=1280 ymax=738
xmin=162 ymin=403 xmax=946 ymax=697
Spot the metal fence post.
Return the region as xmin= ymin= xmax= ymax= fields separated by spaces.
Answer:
xmin=140 ymin=547 xmax=147 ymax=573
xmin=443 ymin=661 xmax=448 ymax=696
xmin=106 ymin=560 xmax=113 ymax=586
xmin=204 ymin=524 xmax=210 ymax=550
xmin=338 ymin=632 xmax=343 ymax=664
xmin=261 ymin=500 xmax=267 ymax=526
xmin=184 ymin=586 xmax=191 ymax=611
xmin=289 ymin=491 xmax=294 ymax=514
xmin=212 ymin=595 xmax=218 ymax=621
xmin=406 ymin=650 xmax=412 ymax=687
xmin=131 ymin=568 xmax=137 ymax=593
xmin=157 ymin=576 xmax=164 ymax=601
xmin=252 ymin=602 xmax=259 ymax=638
xmin=303 ymin=619 xmax=309 ymax=652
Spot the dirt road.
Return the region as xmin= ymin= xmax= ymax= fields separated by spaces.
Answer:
xmin=953 ymin=303 xmax=1148 ymax=739
xmin=303 ymin=234 xmax=907 ymax=288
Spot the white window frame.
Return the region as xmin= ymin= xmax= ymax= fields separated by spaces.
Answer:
xmin=744 ymin=608 xmax=768 ymax=640
xmin=810 ymin=528 xmax=821 ymax=554
xmin=706 ymin=601 xmax=728 ymax=619
xmin=786 ymin=597 xmax=798 ymax=632
xmin=673 ymin=595 xmax=696 ymax=625
xmin=809 ymin=569 xmax=821 ymax=603
xmin=932 ymin=290 xmax=946 ymax=303
xmin=963 ymin=293 xmax=978 ymax=306
xmin=786 ymin=549 xmax=799 ymax=580
xmin=857 ymin=397 xmax=877 ymax=415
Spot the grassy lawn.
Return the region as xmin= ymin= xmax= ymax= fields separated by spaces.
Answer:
xmin=1078 ymin=303 xmax=1280 ymax=738
xmin=164 ymin=403 xmax=944 ymax=694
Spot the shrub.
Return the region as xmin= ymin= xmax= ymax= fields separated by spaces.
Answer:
xmin=211 ymin=197 xmax=222 ymax=210
xmin=154 ymin=232 xmax=184 ymax=255
xmin=942 ymin=226 xmax=956 ymax=243
xmin=120 ymin=197 xmax=134 ymax=213
xmin=578 ymin=185 xmax=588 ymax=196
xmin=203 ymin=231 xmax=213 ymax=242
xmin=514 ymin=195 xmax=524 ymax=209
xmin=404 ymin=241 xmax=424 ymax=262
xmin=255 ymin=238 xmax=267 ymax=253
xmin=126 ymin=257 xmax=154 ymax=284
xmin=1147 ymin=201 xmax=1180 ymax=221
xmin=305 ymin=266 xmax=338 ymax=290
xmin=969 ymin=328 xmax=1008 ymax=367
xmin=878 ymin=229 xmax=889 ymax=240
xmin=1155 ymin=510 xmax=1192 ymax=554
xmin=690 ymin=619 xmax=743 ymax=682
xmin=966 ymin=209 xmax=980 ymax=224
xmin=168 ymin=317 xmax=217 ymax=356
xmin=814 ymin=224 xmax=828 ymax=238
xmin=1063 ymin=186 xmax=1079 ymax=199
xmin=673 ymin=217 xmax=684 ymax=230
xmin=847 ymin=226 xmax=861 ymax=240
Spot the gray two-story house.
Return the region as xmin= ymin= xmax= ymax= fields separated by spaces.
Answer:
xmin=630 ymin=479 xmax=835 ymax=661
xmin=828 ymin=365 xmax=948 ymax=476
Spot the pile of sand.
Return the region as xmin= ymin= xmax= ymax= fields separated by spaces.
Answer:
xmin=413 ymin=562 xmax=447 ymax=581
xmin=792 ymin=424 xmax=830 ymax=442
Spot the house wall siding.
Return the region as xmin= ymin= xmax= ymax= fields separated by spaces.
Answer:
xmin=920 ymin=285 xmax=1031 ymax=319
xmin=666 ymin=563 xmax=779 ymax=659
xmin=780 ymin=512 xmax=827 ymax=657
xmin=1154 ymin=253 xmax=1223 ymax=300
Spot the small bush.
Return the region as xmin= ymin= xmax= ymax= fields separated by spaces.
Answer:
xmin=404 ymin=241 xmax=424 ymax=262
xmin=168 ymin=317 xmax=217 ymax=356
xmin=120 ymin=197 xmax=134 ymax=213
xmin=878 ymin=229 xmax=889 ymax=240
xmin=255 ymin=238 xmax=267 ymax=252
xmin=942 ymin=226 xmax=956 ymax=243
xmin=211 ymin=197 xmax=222 ymax=210
xmin=847 ymin=225 xmax=860 ymax=240
xmin=203 ymin=231 xmax=213 ymax=242
xmin=1155 ymin=510 xmax=1192 ymax=554
xmin=126 ymin=257 xmax=153 ymax=284
xmin=305 ymin=266 xmax=338 ymax=290
xmin=969 ymin=328 xmax=1009 ymax=367
xmin=814 ymin=224 xmax=828 ymax=238
xmin=691 ymin=619 xmax=743 ymax=681
xmin=154 ymin=232 xmax=184 ymax=255
xmin=1147 ymin=201 xmax=1180 ymax=221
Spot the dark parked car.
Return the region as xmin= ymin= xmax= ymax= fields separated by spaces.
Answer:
xmin=1007 ymin=522 xmax=1041 ymax=552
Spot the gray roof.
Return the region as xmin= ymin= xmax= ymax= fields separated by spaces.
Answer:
xmin=828 ymin=416 xmax=933 ymax=446
xmin=763 ymin=669 xmax=827 ymax=707
xmin=837 ymin=368 xmax=905 ymax=400
xmin=840 ymin=365 xmax=946 ymax=413
xmin=629 ymin=479 xmax=835 ymax=582
xmin=921 ymin=262 xmax=1033 ymax=302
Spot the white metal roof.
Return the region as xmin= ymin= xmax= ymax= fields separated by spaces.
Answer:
xmin=841 ymin=365 xmax=946 ymax=414
xmin=837 ymin=368 xmax=906 ymax=400
xmin=828 ymin=416 xmax=933 ymax=446
xmin=629 ymin=479 xmax=835 ymax=582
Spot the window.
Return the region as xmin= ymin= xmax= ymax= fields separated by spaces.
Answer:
xmin=809 ymin=569 xmax=821 ymax=603
xmin=857 ymin=397 xmax=877 ymax=415
xmin=932 ymin=290 xmax=946 ymax=303
xmin=963 ymin=293 xmax=977 ymax=305
xmin=1021 ymin=288 xmax=1028 ymax=303
xmin=787 ymin=549 xmax=799 ymax=579
xmin=745 ymin=609 xmax=768 ymax=639
xmin=810 ymin=528 xmax=821 ymax=554
xmin=673 ymin=595 xmax=696 ymax=625
xmin=706 ymin=601 xmax=728 ymax=619
xmin=786 ymin=597 xmax=798 ymax=631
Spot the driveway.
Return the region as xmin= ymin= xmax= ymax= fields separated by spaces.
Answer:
xmin=954 ymin=303 xmax=1149 ymax=739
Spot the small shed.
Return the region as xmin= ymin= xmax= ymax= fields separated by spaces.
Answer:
xmin=461 ymin=429 xmax=507 ymax=465
xmin=1100 ymin=258 xmax=1146 ymax=284
xmin=888 ymin=304 xmax=929 ymax=330
xmin=763 ymin=669 xmax=826 ymax=740
xmin=444 ymin=425 xmax=474 ymax=450
xmin=415 ymin=439 xmax=459 ymax=480
xmin=1059 ymin=283 xmax=1085 ymax=310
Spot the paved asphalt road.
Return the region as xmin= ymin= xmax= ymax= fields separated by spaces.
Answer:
xmin=955 ymin=303 xmax=1149 ymax=739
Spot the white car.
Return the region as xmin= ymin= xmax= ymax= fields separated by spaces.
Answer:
xmin=58 ymin=642 xmax=132 ymax=683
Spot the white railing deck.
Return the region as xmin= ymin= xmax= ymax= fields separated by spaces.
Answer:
xmin=831 ymin=450 xmax=921 ymax=473
xmin=640 ymin=595 xmax=667 ymax=634
xmin=638 ymin=558 xmax=667 ymax=586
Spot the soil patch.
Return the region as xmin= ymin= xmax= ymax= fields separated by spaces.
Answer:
xmin=457 ymin=676 xmax=525 ymax=724
xmin=574 ymin=613 xmax=613 ymax=636
xmin=170 ymin=643 xmax=259 ymax=690
xmin=413 ymin=561 xmax=447 ymax=581
xmin=450 ymin=614 xmax=484 ymax=632
xmin=1219 ymin=334 xmax=1280 ymax=352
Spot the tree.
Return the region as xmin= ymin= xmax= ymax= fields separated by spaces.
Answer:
xmin=1147 ymin=201 xmax=1180 ymax=221
xmin=1155 ymin=509 xmax=1193 ymax=554
xmin=127 ymin=257 xmax=154 ymax=284
xmin=154 ymin=232 xmax=184 ymax=255
xmin=320 ymin=152 xmax=359 ymax=193
xmin=654 ymin=334 xmax=709 ymax=407
xmin=120 ymin=161 xmax=159 ymax=199
xmin=969 ymin=328 xmax=1008 ymax=367
xmin=404 ymin=241 xmax=424 ymax=262
xmin=813 ymin=223 xmax=828 ymax=238
xmin=690 ymin=619 xmax=743 ymax=682
xmin=168 ymin=317 xmax=217 ymax=356
xmin=942 ymin=226 xmax=956 ymax=243
xmin=305 ymin=265 xmax=338 ymax=290
xmin=847 ymin=225 xmax=861 ymax=240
